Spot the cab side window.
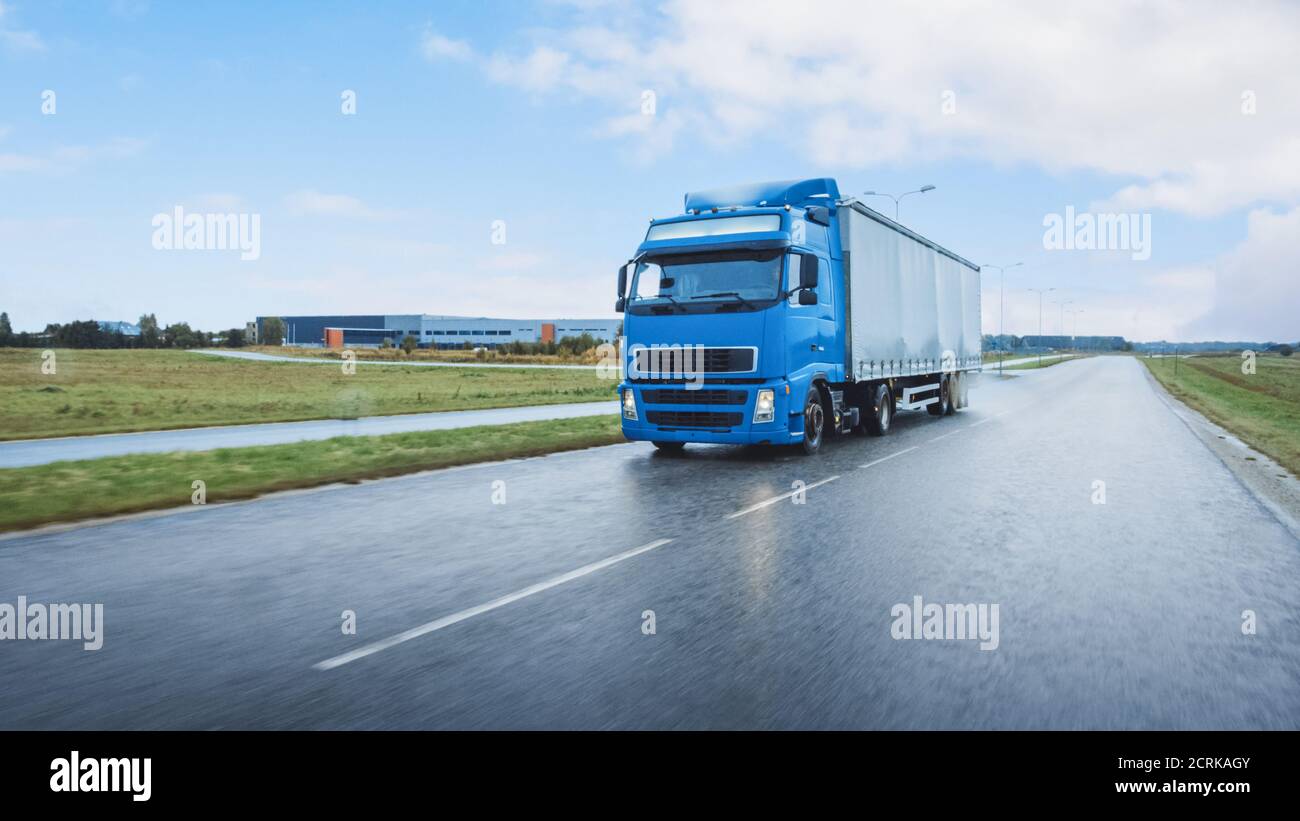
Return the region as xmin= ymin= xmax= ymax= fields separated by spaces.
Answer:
xmin=817 ymin=258 xmax=832 ymax=307
xmin=786 ymin=253 xmax=803 ymax=306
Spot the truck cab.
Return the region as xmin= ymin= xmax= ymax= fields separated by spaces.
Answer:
xmin=615 ymin=178 xmax=849 ymax=452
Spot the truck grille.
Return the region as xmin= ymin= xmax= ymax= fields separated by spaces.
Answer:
xmin=645 ymin=411 xmax=742 ymax=429
xmin=633 ymin=346 xmax=755 ymax=375
xmin=641 ymin=389 xmax=747 ymax=405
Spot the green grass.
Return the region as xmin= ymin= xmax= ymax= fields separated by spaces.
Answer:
xmin=983 ymin=351 xmax=1027 ymax=364
xmin=1142 ymin=353 xmax=1300 ymax=475
xmin=1003 ymin=354 xmax=1081 ymax=370
xmin=0 ymin=348 xmax=613 ymax=441
xmin=0 ymin=414 xmax=624 ymax=532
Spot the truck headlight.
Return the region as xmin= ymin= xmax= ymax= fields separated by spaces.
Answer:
xmin=753 ymin=388 xmax=775 ymax=423
xmin=622 ymin=388 xmax=638 ymax=420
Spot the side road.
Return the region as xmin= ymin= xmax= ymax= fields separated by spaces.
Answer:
xmin=0 ymin=400 xmax=617 ymax=468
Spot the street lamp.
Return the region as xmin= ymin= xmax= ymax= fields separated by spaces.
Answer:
xmin=1027 ymin=287 xmax=1055 ymax=367
xmin=1050 ymin=298 xmax=1071 ymax=342
xmin=983 ymin=262 xmax=1022 ymax=374
xmin=1066 ymin=308 xmax=1084 ymax=350
xmin=863 ymin=185 xmax=936 ymax=222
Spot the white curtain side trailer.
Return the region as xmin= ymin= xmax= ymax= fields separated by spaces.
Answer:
xmin=838 ymin=201 xmax=982 ymax=382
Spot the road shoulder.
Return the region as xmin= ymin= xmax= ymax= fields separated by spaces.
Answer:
xmin=1141 ymin=363 xmax=1300 ymax=541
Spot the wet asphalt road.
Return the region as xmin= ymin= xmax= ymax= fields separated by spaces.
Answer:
xmin=2 ymin=356 xmax=1298 ymax=729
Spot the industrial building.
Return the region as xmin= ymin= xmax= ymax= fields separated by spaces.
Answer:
xmin=255 ymin=315 xmax=622 ymax=349
xmin=97 ymin=320 xmax=141 ymax=336
xmin=1019 ymin=335 xmax=1127 ymax=351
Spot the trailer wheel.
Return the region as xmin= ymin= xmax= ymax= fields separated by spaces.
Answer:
xmin=652 ymin=441 xmax=685 ymax=454
xmin=952 ymin=373 xmax=967 ymax=411
xmin=864 ymin=383 xmax=892 ymax=436
xmin=927 ymin=375 xmax=953 ymax=416
xmin=799 ymin=387 xmax=825 ymax=455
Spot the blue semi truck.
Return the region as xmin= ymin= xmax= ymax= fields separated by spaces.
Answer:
xmin=615 ymin=178 xmax=982 ymax=455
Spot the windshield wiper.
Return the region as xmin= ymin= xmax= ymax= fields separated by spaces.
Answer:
xmin=634 ymin=294 xmax=686 ymax=313
xmin=691 ymin=292 xmax=756 ymax=309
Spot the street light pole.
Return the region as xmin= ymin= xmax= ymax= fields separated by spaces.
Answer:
xmin=1050 ymin=297 xmax=1072 ymax=353
xmin=983 ymin=262 xmax=1023 ymax=374
xmin=863 ymin=185 xmax=936 ymax=222
xmin=1028 ymin=287 xmax=1054 ymax=367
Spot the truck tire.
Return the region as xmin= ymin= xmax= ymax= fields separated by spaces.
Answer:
xmin=652 ymin=441 xmax=685 ymax=454
xmin=952 ymin=373 xmax=966 ymax=411
xmin=864 ymin=383 xmax=892 ymax=436
xmin=927 ymin=375 xmax=952 ymax=416
xmin=799 ymin=386 xmax=825 ymax=455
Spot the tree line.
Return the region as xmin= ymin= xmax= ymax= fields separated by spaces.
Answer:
xmin=0 ymin=312 xmax=253 ymax=349
xmin=376 ymin=331 xmax=614 ymax=357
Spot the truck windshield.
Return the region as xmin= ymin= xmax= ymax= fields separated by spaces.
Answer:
xmin=630 ymin=249 xmax=784 ymax=305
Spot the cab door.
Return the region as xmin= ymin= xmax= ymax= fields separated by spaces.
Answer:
xmin=785 ymin=251 xmax=821 ymax=378
xmin=813 ymin=256 xmax=835 ymax=363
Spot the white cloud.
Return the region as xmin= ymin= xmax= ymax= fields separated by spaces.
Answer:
xmin=193 ymin=193 xmax=243 ymax=211
xmin=419 ymin=27 xmax=473 ymax=62
xmin=283 ymin=189 xmax=405 ymax=220
xmin=0 ymin=152 xmax=43 ymax=171
xmin=0 ymin=136 xmax=149 ymax=174
xmin=485 ymin=46 xmax=573 ymax=92
xmin=593 ymin=108 xmax=686 ymax=163
xmin=982 ymin=266 xmax=1218 ymax=344
xmin=482 ymin=251 xmax=544 ymax=272
xmin=109 ymin=0 xmax=150 ymax=17
xmin=0 ymin=1 xmax=44 ymax=54
xmin=1182 ymin=207 xmax=1300 ymax=341
xmin=457 ymin=0 xmax=1300 ymax=217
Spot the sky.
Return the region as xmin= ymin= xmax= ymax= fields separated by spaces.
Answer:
xmin=1 ymin=0 xmax=1297 ymax=342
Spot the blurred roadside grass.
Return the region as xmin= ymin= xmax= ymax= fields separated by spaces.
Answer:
xmin=0 ymin=415 xmax=623 ymax=532
xmin=0 ymin=348 xmax=612 ymax=441
xmin=1143 ymin=353 xmax=1300 ymax=476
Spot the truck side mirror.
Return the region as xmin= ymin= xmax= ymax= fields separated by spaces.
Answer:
xmin=615 ymin=297 xmax=626 ymax=313
xmin=617 ymin=263 xmax=629 ymax=298
xmin=800 ymin=254 xmax=819 ymax=289
xmin=797 ymin=289 xmax=817 ymax=306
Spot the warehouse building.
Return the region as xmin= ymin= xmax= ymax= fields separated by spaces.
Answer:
xmin=256 ymin=315 xmax=621 ymax=349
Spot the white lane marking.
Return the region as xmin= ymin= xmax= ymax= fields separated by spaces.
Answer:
xmin=929 ymin=429 xmax=961 ymax=443
xmin=724 ymin=475 xmax=840 ymax=520
xmin=859 ymin=446 xmax=919 ymax=470
xmin=968 ymin=417 xmax=992 ymax=428
xmin=313 ymin=538 xmax=673 ymax=671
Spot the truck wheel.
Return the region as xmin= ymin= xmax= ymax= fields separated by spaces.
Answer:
xmin=652 ymin=441 xmax=685 ymax=454
xmin=927 ymin=375 xmax=952 ymax=416
xmin=951 ymin=373 xmax=966 ymax=412
xmin=799 ymin=387 xmax=824 ymax=455
xmin=864 ymin=383 xmax=892 ymax=436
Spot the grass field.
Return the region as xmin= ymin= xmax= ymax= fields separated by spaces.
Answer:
xmin=0 ymin=348 xmax=613 ymax=441
xmin=983 ymin=351 xmax=1027 ymax=364
xmin=1143 ymin=353 xmax=1300 ymax=476
xmin=1003 ymin=354 xmax=1081 ymax=370
xmin=0 ymin=414 xmax=624 ymax=532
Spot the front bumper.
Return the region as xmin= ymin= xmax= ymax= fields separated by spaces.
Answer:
xmin=618 ymin=379 xmax=802 ymax=445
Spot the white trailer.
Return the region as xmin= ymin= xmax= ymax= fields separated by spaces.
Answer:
xmin=838 ymin=201 xmax=982 ymax=382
